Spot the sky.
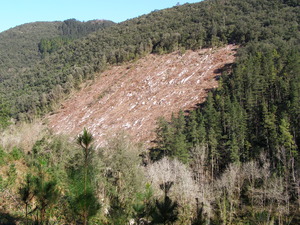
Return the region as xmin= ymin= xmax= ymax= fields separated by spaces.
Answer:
xmin=0 ymin=0 xmax=201 ymax=32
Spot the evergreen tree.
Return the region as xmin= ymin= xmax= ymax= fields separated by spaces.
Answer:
xmin=228 ymin=134 xmax=240 ymax=164
xmin=152 ymin=117 xmax=175 ymax=160
xmin=151 ymin=182 xmax=178 ymax=225
xmin=262 ymin=102 xmax=279 ymax=167
xmin=75 ymin=128 xmax=100 ymax=225
xmin=133 ymin=183 xmax=154 ymax=225
xmin=186 ymin=110 xmax=200 ymax=146
xmin=19 ymin=174 xmax=34 ymax=225
xmin=33 ymin=173 xmax=59 ymax=224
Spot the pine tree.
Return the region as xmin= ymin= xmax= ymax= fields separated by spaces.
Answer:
xmin=186 ymin=110 xmax=200 ymax=146
xmin=151 ymin=182 xmax=178 ymax=225
xmin=229 ymin=134 xmax=240 ymax=164
xmin=76 ymin=128 xmax=100 ymax=225
xmin=133 ymin=183 xmax=154 ymax=224
xmin=173 ymin=132 xmax=189 ymax=164
xmin=170 ymin=111 xmax=189 ymax=163
xmin=33 ymin=173 xmax=59 ymax=224
xmin=196 ymin=112 xmax=207 ymax=144
xmin=262 ymin=102 xmax=278 ymax=167
xmin=153 ymin=117 xmax=175 ymax=160
xmin=207 ymin=127 xmax=219 ymax=179
xmin=19 ymin=174 xmax=34 ymax=225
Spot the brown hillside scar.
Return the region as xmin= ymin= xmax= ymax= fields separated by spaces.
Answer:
xmin=47 ymin=45 xmax=238 ymax=148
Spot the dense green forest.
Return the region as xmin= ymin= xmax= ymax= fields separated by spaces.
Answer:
xmin=0 ymin=0 xmax=299 ymax=124
xmin=0 ymin=19 xmax=114 ymax=73
xmin=0 ymin=19 xmax=114 ymax=125
xmin=152 ymin=40 xmax=300 ymax=223
xmin=0 ymin=22 xmax=62 ymax=73
xmin=0 ymin=0 xmax=300 ymax=224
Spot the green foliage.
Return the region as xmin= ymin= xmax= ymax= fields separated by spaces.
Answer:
xmin=156 ymin=39 xmax=300 ymax=172
xmin=0 ymin=146 xmax=7 ymax=165
xmin=151 ymin=3 xmax=300 ymax=222
xmin=0 ymin=103 xmax=11 ymax=129
xmin=152 ymin=196 xmax=179 ymax=225
xmin=102 ymin=134 xmax=145 ymax=224
xmin=0 ymin=19 xmax=114 ymax=121
xmin=0 ymin=175 xmax=4 ymax=192
xmin=9 ymin=147 xmax=24 ymax=160
xmin=6 ymin=164 xmax=17 ymax=187
xmin=152 ymin=111 xmax=189 ymax=163
xmin=64 ymin=151 xmax=100 ymax=223
xmin=19 ymin=174 xmax=34 ymax=206
xmin=0 ymin=22 xmax=62 ymax=73
xmin=70 ymin=190 xmax=101 ymax=223
xmin=19 ymin=174 xmax=34 ymax=225
xmin=77 ymin=128 xmax=94 ymax=156
xmin=38 ymin=37 xmax=72 ymax=56
xmin=151 ymin=182 xmax=179 ymax=225
xmin=71 ymin=128 xmax=100 ymax=225
xmin=0 ymin=19 xmax=114 ymax=73
xmin=33 ymin=173 xmax=59 ymax=224
xmin=60 ymin=19 xmax=115 ymax=38
xmin=0 ymin=163 xmax=18 ymax=191
xmin=191 ymin=201 xmax=206 ymax=225
xmin=278 ymin=118 xmax=296 ymax=151
xmin=1 ymin=0 xmax=299 ymax=122
xmin=133 ymin=183 xmax=155 ymax=224
xmin=0 ymin=0 xmax=300 ymax=223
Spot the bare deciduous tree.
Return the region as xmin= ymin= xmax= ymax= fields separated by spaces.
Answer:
xmin=146 ymin=157 xmax=199 ymax=222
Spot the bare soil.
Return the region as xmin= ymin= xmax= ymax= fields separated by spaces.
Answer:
xmin=47 ymin=45 xmax=237 ymax=147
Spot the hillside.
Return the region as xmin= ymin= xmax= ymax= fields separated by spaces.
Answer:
xmin=48 ymin=45 xmax=236 ymax=147
xmin=0 ymin=22 xmax=62 ymax=73
xmin=0 ymin=20 xmax=115 ymax=126
xmin=0 ymin=0 xmax=299 ymax=123
xmin=0 ymin=0 xmax=299 ymax=224
xmin=0 ymin=20 xmax=114 ymax=74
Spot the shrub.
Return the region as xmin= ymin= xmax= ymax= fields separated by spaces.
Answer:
xmin=10 ymin=147 xmax=24 ymax=160
xmin=0 ymin=147 xmax=7 ymax=165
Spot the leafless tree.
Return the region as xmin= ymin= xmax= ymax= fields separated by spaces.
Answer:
xmin=146 ymin=157 xmax=200 ymax=222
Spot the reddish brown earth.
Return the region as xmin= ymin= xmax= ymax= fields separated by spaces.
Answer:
xmin=48 ymin=45 xmax=237 ymax=147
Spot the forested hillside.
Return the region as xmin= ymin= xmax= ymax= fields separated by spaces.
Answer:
xmin=149 ymin=0 xmax=300 ymax=223
xmin=0 ymin=0 xmax=299 ymax=124
xmin=0 ymin=19 xmax=114 ymax=126
xmin=0 ymin=19 xmax=114 ymax=73
xmin=152 ymin=40 xmax=300 ymax=222
xmin=0 ymin=0 xmax=300 ymax=224
xmin=0 ymin=22 xmax=62 ymax=73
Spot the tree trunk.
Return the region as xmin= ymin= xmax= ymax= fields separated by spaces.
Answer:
xmin=25 ymin=203 xmax=28 ymax=225
xmin=41 ymin=208 xmax=45 ymax=225
xmin=84 ymin=148 xmax=88 ymax=225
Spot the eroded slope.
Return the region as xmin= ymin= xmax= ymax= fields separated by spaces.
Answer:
xmin=48 ymin=45 xmax=237 ymax=147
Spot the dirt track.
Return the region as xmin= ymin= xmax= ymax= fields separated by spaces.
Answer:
xmin=48 ymin=45 xmax=237 ymax=147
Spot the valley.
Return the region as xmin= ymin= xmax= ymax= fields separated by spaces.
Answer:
xmin=0 ymin=0 xmax=299 ymax=224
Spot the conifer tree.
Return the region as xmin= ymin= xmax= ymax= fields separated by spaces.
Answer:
xmin=133 ymin=183 xmax=154 ymax=224
xmin=153 ymin=117 xmax=175 ymax=160
xmin=19 ymin=174 xmax=34 ymax=225
xmin=196 ymin=113 xmax=207 ymax=145
xmin=151 ymin=182 xmax=178 ymax=225
xmin=229 ymin=134 xmax=240 ymax=164
xmin=186 ymin=110 xmax=200 ymax=146
xmin=33 ymin=173 xmax=59 ymax=224
xmin=76 ymin=128 xmax=100 ymax=225
xmin=262 ymin=102 xmax=278 ymax=168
